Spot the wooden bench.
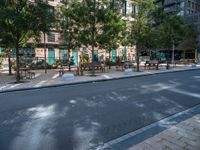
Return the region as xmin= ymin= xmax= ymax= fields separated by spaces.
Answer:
xmin=80 ymin=63 xmax=105 ymax=75
xmin=116 ymin=61 xmax=134 ymax=71
xmin=145 ymin=60 xmax=159 ymax=70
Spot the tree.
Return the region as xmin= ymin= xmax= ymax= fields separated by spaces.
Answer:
xmin=0 ymin=0 xmax=54 ymax=82
xmin=34 ymin=1 xmax=56 ymax=74
xmin=77 ymin=0 xmax=114 ymax=76
xmin=128 ymin=0 xmax=155 ymax=72
xmin=59 ymin=0 xmax=81 ymax=71
xmin=157 ymin=13 xmax=188 ymax=66
xmin=99 ymin=4 xmax=125 ymax=69
xmin=178 ymin=24 xmax=198 ymax=52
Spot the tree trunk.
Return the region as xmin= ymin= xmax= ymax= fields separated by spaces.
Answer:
xmin=171 ymin=41 xmax=175 ymax=65
xmin=109 ymin=49 xmax=111 ymax=69
xmin=166 ymin=50 xmax=170 ymax=69
xmin=136 ymin=45 xmax=140 ymax=72
xmin=91 ymin=0 xmax=96 ymax=77
xmin=44 ymin=33 xmax=47 ymax=74
xmin=15 ymin=39 xmax=20 ymax=83
xmin=8 ymin=53 xmax=12 ymax=75
xmin=91 ymin=45 xmax=95 ymax=76
xmin=68 ymin=49 xmax=71 ymax=71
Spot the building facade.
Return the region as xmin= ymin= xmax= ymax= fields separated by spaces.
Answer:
xmin=155 ymin=0 xmax=200 ymax=61
xmin=31 ymin=0 xmax=137 ymax=66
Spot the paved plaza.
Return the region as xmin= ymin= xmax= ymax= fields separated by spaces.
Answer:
xmin=0 ymin=65 xmax=199 ymax=92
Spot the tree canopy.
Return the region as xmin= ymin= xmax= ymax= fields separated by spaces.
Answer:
xmin=0 ymin=0 xmax=55 ymax=82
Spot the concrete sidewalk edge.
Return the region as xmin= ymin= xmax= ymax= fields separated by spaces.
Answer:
xmin=0 ymin=67 xmax=199 ymax=94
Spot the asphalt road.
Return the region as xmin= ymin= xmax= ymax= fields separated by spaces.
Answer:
xmin=0 ymin=70 xmax=200 ymax=150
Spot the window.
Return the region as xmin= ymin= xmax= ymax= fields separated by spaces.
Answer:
xmin=180 ymin=2 xmax=185 ymax=8
xmin=48 ymin=33 xmax=55 ymax=42
xmin=132 ymin=4 xmax=136 ymax=14
xmin=122 ymin=1 xmax=127 ymax=16
xmin=188 ymin=0 xmax=191 ymax=8
xmin=178 ymin=10 xmax=184 ymax=16
xmin=192 ymin=2 xmax=194 ymax=9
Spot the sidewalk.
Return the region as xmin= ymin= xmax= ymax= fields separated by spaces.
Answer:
xmin=0 ymin=65 xmax=200 ymax=92
xmin=129 ymin=115 xmax=200 ymax=150
xmin=97 ymin=104 xmax=200 ymax=150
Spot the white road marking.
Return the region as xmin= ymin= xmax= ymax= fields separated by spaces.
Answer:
xmin=33 ymin=80 xmax=47 ymax=87
xmin=9 ymin=84 xmax=21 ymax=89
xmin=102 ymin=74 xmax=111 ymax=79
xmin=52 ymin=73 xmax=59 ymax=79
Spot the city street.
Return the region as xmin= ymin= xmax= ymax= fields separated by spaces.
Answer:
xmin=0 ymin=70 xmax=200 ymax=150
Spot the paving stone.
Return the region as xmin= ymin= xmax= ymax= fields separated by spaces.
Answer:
xmin=184 ymin=144 xmax=200 ymax=150
xmin=128 ymin=114 xmax=200 ymax=150
xmin=128 ymin=145 xmax=144 ymax=150
xmin=179 ymin=136 xmax=200 ymax=147
xmin=162 ymin=130 xmax=183 ymax=140
xmin=159 ymin=138 xmax=182 ymax=150
xmin=143 ymin=138 xmax=164 ymax=150
xmin=175 ymin=129 xmax=198 ymax=141
xmin=176 ymin=123 xmax=195 ymax=132
xmin=158 ymin=132 xmax=187 ymax=148
xmin=137 ymin=141 xmax=158 ymax=150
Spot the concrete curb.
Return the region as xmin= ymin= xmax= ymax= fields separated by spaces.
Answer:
xmin=0 ymin=67 xmax=199 ymax=94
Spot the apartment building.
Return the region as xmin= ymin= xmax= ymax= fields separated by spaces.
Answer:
xmin=1 ymin=0 xmax=137 ymax=66
xmin=155 ymin=0 xmax=200 ymax=60
xmin=34 ymin=0 xmax=137 ymax=65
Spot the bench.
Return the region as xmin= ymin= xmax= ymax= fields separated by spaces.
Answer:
xmin=27 ymin=71 xmax=35 ymax=79
xmin=58 ymin=66 xmax=79 ymax=77
xmin=58 ymin=68 xmax=65 ymax=77
xmin=116 ymin=61 xmax=134 ymax=71
xmin=80 ymin=63 xmax=105 ymax=75
xmin=145 ymin=60 xmax=159 ymax=70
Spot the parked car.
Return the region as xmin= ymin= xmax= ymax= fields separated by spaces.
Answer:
xmin=30 ymin=60 xmax=52 ymax=70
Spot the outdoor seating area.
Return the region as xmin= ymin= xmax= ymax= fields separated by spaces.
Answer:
xmin=144 ymin=60 xmax=160 ymax=70
xmin=80 ymin=62 xmax=106 ymax=75
xmin=116 ymin=61 xmax=135 ymax=71
xmin=58 ymin=65 xmax=79 ymax=77
xmin=19 ymin=67 xmax=35 ymax=79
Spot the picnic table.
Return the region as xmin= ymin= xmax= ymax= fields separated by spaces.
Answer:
xmin=116 ymin=61 xmax=134 ymax=71
xmin=80 ymin=62 xmax=105 ymax=76
xmin=19 ymin=67 xmax=35 ymax=79
xmin=58 ymin=65 xmax=79 ymax=77
xmin=145 ymin=60 xmax=159 ymax=70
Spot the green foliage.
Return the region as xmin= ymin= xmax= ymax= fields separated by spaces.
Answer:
xmin=0 ymin=0 xmax=55 ymax=82
xmin=157 ymin=13 xmax=186 ymax=50
xmin=127 ymin=0 xmax=155 ymax=71
xmin=128 ymin=0 xmax=155 ymax=47
xmin=59 ymin=0 xmax=81 ymax=53
xmin=99 ymin=7 xmax=125 ymax=53
xmin=76 ymin=0 xmax=109 ymax=48
xmin=177 ymin=24 xmax=198 ymax=50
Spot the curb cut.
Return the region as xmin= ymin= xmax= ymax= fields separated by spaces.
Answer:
xmin=0 ymin=67 xmax=199 ymax=94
